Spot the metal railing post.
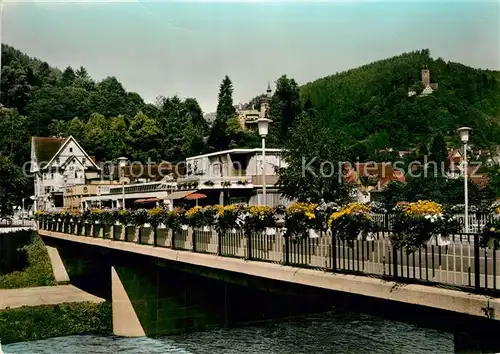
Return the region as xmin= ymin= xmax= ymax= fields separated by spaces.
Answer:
xmin=331 ymin=228 xmax=337 ymax=272
xmin=247 ymin=231 xmax=252 ymax=260
xmin=284 ymin=231 xmax=290 ymax=265
xmin=392 ymin=244 xmax=398 ymax=278
xmin=218 ymin=232 xmax=222 ymax=256
xmin=474 ymin=234 xmax=481 ymax=289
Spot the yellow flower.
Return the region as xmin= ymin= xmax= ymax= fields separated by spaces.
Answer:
xmin=491 ymin=227 xmax=496 ymax=232
xmin=328 ymin=202 xmax=372 ymax=227
xmin=495 ymin=206 xmax=500 ymax=215
xmin=186 ymin=206 xmax=202 ymax=217
xmin=305 ymin=212 xmax=315 ymax=220
xmin=287 ymin=202 xmax=317 ymax=215
xmin=250 ymin=206 xmax=272 ymax=217
xmin=216 ymin=205 xmax=238 ymax=217
xmin=148 ymin=207 xmax=163 ymax=216
xmin=403 ymin=200 xmax=442 ymax=216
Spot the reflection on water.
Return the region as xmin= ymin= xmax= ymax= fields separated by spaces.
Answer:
xmin=4 ymin=311 xmax=453 ymax=354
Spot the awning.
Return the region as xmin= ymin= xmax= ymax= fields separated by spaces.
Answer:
xmin=163 ymin=190 xmax=196 ymax=200
xmin=134 ymin=198 xmax=160 ymax=204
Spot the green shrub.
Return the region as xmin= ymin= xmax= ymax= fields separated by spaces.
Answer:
xmin=0 ymin=233 xmax=56 ymax=289
xmin=0 ymin=301 xmax=112 ymax=344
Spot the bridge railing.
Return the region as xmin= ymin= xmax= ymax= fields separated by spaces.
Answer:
xmin=372 ymin=213 xmax=496 ymax=233
xmin=38 ymin=220 xmax=500 ymax=295
xmin=0 ymin=219 xmax=35 ymax=227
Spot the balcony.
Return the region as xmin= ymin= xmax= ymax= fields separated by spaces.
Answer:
xmin=251 ymin=175 xmax=279 ymax=186
xmin=177 ymin=175 xmax=252 ymax=189
xmin=176 ymin=174 xmax=279 ymax=189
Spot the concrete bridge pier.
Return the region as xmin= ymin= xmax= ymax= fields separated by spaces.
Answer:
xmin=111 ymin=263 xmax=217 ymax=337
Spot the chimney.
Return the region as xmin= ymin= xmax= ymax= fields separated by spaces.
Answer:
xmin=421 ymin=69 xmax=430 ymax=87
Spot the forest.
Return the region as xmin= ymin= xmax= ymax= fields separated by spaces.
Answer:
xmin=1 ymin=45 xmax=500 ymax=209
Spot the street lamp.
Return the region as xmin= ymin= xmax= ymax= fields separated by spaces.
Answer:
xmin=21 ymin=198 xmax=25 ymax=225
xmin=117 ymin=157 xmax=129 ymax=209
xmin=457 ymin=127 xmax=472 ymax=233
xmin=256 ymin=118 xmax=272 ymax=206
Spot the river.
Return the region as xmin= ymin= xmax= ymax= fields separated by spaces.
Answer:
xmin=4 ymin=310 xmax=453 ymax=353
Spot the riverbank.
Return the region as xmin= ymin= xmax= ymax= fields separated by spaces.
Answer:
xmin=0 ymin=301 xmax=112 ymax=344
xmin=0 ymin=231 xmax=56 ymax=288
xmin=0 ymin=231 xmax=112 ymax=344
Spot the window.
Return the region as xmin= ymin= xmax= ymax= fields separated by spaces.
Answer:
xmin=75 ymin=172 xmax=78 ymax=178
xmin=51 ymin=173 xmax=54 ymax=179
xmin=56 ymin=158 xmax=60 ymax=164
xmin=82 ymin=158 xmax=86 ymax=165
xmin=69 ymin=147 xmax=73 ymax=153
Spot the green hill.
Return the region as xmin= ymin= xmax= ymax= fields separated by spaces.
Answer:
xmin=299 ymin=49 xmax=500 ymax=152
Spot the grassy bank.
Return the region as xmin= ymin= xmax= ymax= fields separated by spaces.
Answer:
xmin=0 ymin=233 xmax=56 ymax=289
xmin=0 ymin=301 xmax=112 ymax=344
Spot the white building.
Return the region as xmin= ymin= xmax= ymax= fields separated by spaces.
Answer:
xmin=30 ymin=136 xmax=101 ymax=211
xmin=180 ymin=148 xmax=290 ymax=206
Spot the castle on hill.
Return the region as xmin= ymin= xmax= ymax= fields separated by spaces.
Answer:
xmin=408 ymin=68 xmax=438 ymax=97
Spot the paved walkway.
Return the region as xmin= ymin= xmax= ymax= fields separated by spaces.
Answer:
xmin=0 ymin=285 xmax=104 ymax=310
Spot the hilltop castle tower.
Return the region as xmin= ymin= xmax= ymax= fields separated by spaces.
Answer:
xmin=408 ymin=68 xmax=438 ymax=97
xmin=421 ymin=68 xmax=430 ymax=87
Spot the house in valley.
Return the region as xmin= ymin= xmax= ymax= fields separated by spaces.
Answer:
xmin=30 ymin=136 xmax=101 ymax=211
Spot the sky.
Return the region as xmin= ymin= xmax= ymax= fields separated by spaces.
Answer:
xmin=2 ymin=1 xmax=499 ymax=113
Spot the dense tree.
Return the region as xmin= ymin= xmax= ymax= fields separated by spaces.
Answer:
xmin=0 ymin=156 xmax=27 ymax=218
xmin=268 ymin=75 xmax=301 ymax=146
xmin=226 ymin=116 xmax=260 ymax=149
xmin=61 ymin=66 xmax=76 ymax=87
xmin=25 ymin=85 xmax=90 ymax=135
xmin=0 ymin=62 xmax=32 ymax=114
xmin=378 ymin=176 xmax=495 ymax=208
xmin=0 ymin=108 xmax=30 ymax=163
xmin=428 ymin=132 xmax=449 ymax=175
xmin=378 ymin=181 xmax=406 ymax=206
xmin=208 ymin=75 xmax=235 ymax=151
xmin=277 ymin=110 xmax=350 ymax=203
xmin=126 ymin=112 xmax=162 ymax=162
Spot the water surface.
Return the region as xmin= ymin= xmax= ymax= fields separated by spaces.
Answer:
xmin=4 ymin=311 xmax=454 ymax=353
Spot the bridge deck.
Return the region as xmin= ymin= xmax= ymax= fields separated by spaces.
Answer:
xmin=38 ymin=228 xmax=500 ymax=321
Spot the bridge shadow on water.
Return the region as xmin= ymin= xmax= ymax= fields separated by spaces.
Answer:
xmin=44 ymin=236 xmax=500 ymax=353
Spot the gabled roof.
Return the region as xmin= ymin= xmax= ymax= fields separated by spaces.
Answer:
xmin=45 ymin=136 xmax=101 ymax=171
xmin=32 ymin=137 xmax=67 ymax=165
xmin=448 ymin=149 xmax=463 ymax=165
xmin=59 ymin=155 xmax=93 ymax=170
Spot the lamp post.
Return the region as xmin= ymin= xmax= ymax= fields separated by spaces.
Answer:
xmin=117 ymin=157 xmax=128 ymax=209
xmin=21 ymin=198 xmax=25 ymax=225
xmin=457 ymin=127 xmax=472 ymax=233
xmin=256 ymin=118 xmax=272 ymax=206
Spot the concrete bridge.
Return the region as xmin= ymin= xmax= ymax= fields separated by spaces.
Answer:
xmin=37 ymin=223 xmax=500 ymax=350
